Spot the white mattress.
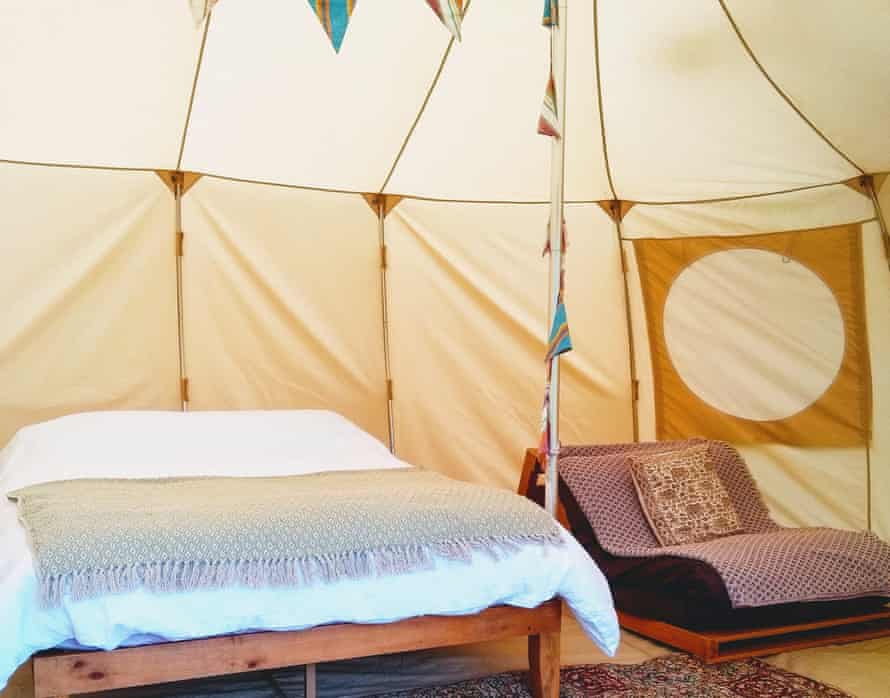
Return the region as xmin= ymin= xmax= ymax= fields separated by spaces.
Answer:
xmin=0 ymin=410 xmax=619 ymax=689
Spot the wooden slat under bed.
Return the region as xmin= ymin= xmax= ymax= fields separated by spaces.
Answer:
xmin=32 ymin=600 xmax=562 ymax=698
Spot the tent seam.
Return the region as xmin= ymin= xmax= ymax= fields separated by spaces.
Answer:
xmin=717 ymin=0 xmax=865 ymax=176
xmin=377 ymin=0 xmax=472 ymax=194
xmin=2 ymin=160 xmax=884 ymax=209
xmin=176 ymin=10 xmax=214 ymax=170
xmin=592 ymin=0 xmax=617 ymax=201
xmin=623 ymin=216 xmax=877 ymax=242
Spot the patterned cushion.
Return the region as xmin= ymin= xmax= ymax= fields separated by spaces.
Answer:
xmin=629 ymin=443 xmax=742 ymax=546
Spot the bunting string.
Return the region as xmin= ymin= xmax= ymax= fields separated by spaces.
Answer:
xmin=301 ymin=0 xmax=467 ymax=52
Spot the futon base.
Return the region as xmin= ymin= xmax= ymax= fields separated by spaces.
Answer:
xmin=618 ymin=607 xmax=890 ymax=663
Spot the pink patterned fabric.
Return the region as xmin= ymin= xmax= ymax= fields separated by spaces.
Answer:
xmin=559 ymin=439 xmax=890 ymax=608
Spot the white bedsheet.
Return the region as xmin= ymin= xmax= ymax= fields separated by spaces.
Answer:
xmin=0 ymin=411 xmax=619 ymax=689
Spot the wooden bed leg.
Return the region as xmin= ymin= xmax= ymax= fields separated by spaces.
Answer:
xmin=304 ymin=662 xmax=316 ymax=698
xmin=528 ymin=631 xmax=560 ymax=698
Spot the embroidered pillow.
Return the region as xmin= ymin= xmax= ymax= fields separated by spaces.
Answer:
xmin=628 ymin=443 xmax=742 ymax=546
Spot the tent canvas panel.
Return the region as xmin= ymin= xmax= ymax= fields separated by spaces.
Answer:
xmin=181 ymin=178 xmax=390 ymax=442
xmin=386 ymin=199 xmax=632 ymax=488
xmin=0 ymin=166 xmax=181 ymax=446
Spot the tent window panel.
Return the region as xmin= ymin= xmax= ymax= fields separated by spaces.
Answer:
xmin=634 ymin=223 xmax=870 ymax=446
xmin=663 ymin=249 xmax=845 ymax=422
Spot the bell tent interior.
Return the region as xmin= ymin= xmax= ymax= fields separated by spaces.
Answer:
xmin=1 ymin=0 xmax=890 ymax=696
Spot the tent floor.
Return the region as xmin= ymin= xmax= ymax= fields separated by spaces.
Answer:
xmin=4 ymin=609 xmax=890 ymax=698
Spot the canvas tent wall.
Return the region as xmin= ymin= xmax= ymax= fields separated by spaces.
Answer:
xmin=0 ymin=1 xmax=888 ymax=538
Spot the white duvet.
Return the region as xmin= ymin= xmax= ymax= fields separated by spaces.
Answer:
xmin=0 ymin=410 xmax=619 ymax=689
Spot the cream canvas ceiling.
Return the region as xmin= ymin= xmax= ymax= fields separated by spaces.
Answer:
xmin=2 ymin=0 xmax=887 ymax=202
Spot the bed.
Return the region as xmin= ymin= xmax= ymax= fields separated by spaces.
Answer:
xmin=0 ymin=410 xmax=619 ymax=697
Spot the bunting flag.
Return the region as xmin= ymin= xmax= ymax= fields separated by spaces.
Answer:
xmin=189 ymin=0 xmax=217 ymax=26
xmin=546 ymin=301 xmax=573 ymax=362
xmin=537 ymin=75 xmax=561 ymax=139
xmin=308 ymin=0 xmax=357 ymax=53
xmin=427 ymin=0 xmax=464 ymax=41
xmin=541 ymin=217 xmax=568 ymax=257
xmin=542 ymin=0 xmax=558 ymax=27
xmin=538 ymin=219 xmax=573 ymax=472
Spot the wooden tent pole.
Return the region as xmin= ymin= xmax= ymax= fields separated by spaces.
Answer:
xmin=865 ymin=176 xmax=890 ymax=270
xmin=545 ymin=1 xmax=568 ymax=517
xmin=377 ymin=197 xmax=396 ymax=452
xmin=173 ymin=173 xmax=189 ymax=411
xmin=615 ymin=219 xmax=640 ymax=442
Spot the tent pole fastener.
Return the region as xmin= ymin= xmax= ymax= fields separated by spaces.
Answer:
xmin=176 ymin=231 xmax=184 ymax=257
xmin=181 ymin=377 xmax=190 ymax=403
xmin=381 ymin=245 xmax=387 ymax=270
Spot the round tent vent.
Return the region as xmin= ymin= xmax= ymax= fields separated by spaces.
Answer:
xmin=663 ymin=248 xmax=845 ymax=422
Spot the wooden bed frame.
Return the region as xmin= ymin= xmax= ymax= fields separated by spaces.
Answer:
xmin=518 ymin=447 xmax=890 ymax=663
xmin=30 ymin=600 xmax=562 ymax=698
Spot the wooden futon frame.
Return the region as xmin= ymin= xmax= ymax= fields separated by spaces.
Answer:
xmin=29 ymin=600 xmax=562 ymax=698
xmin=519 ymin=448 xmax=890 ymax=664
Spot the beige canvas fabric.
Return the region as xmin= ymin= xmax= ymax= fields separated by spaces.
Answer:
xmin=386 ymin=200 xmax=632 ymax=488
xmin=180 ymin=178 xmax=389 ymax=442
xmin=0 ymin=166 xmax=181 ymax=447
xmin=0 ymin=0 xmax=888 ymax=543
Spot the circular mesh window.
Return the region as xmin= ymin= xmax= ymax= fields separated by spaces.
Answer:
xmin=663 ymin=249 xmax=845 ymax=422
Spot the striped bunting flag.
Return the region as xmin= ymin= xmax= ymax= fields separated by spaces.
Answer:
xmin=427 ymin=0 xmax=464 ymax=41
xmin=542 ymin=0 xmax=558 ymax=27
xmin=307 ymin=0 xmax=357 ymax=53
xmin=538 ymin=301 xmax=573 ymax=469
xmin=538 ymin=75 xmax=561 ymax=139
xmin=546 ymin=301 xmax=573 ymax=362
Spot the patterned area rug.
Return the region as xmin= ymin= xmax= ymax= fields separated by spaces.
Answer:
xmin=372 ymin=654 xmax=851 ymax=697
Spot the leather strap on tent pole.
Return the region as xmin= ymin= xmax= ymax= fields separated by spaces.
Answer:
xmin=362 ymin=193 xmax=403 ymax=218
xmin=156 ymin=170 xmax=203 ymax=196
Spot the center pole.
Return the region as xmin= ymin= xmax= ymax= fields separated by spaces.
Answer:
xmin=545 ymin=0 xmax=568 ymax=517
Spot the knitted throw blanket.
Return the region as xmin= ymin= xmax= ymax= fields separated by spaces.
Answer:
xmin=8 ymin=468 xmax=563 ymax=606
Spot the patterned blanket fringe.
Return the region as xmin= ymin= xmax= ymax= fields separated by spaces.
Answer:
xmin=40 ymin=532 xmax=564 ymax=606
